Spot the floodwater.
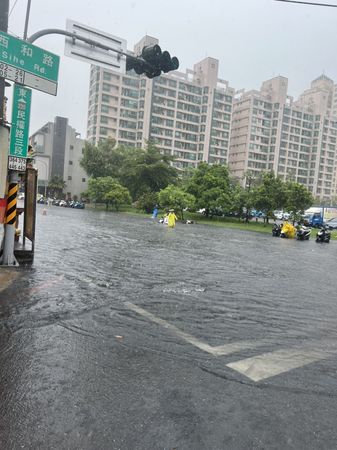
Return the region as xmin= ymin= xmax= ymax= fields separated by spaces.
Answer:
xmin=4 ymin=204 xmax=336 ymax=344
xmin=1 ymin=205 xmax=337 ymax=449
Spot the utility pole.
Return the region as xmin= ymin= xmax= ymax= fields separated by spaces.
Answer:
xmin=0 ymin=0 xmax=9 ymax=124
xmin=0 ymin=0 xmax=19 ymax=265
xmin=0 ymin=0 xmax=10 ymax=230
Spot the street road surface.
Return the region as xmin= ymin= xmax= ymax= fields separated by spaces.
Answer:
xmin=1 ymin=205 xmax=337 ymax=449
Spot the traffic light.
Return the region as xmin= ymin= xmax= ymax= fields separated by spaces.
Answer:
xmin=126 ymin=45 xmax=179 ymax=79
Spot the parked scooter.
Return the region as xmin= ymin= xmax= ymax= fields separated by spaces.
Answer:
xmin=315 ymin=225 xmax=331 ymax=243
xmin=272 ymin=222 xmax=282 ymax=237
xmin=296 ymin=225 xmax=311 ymax=240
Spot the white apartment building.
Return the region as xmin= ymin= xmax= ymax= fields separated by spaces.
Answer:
xmin=228 ymin=75 xmax=337 ymax=200
xmin=86 ymin=34 xmax=337 ymax=200
xmin=30 ymin=116 xmax=88 ymax=198
xmin=87 ymin=35 xmax=235 ymax=169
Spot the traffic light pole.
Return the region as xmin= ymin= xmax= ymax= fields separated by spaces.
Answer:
xmin=0 ymin=0 xmax=10 ymax=252
xmin=0 ymin=0 xmax=9 ymax=126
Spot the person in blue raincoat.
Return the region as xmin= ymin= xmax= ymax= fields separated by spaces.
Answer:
xmin=152 ymin=205 xmax=159 ymax=219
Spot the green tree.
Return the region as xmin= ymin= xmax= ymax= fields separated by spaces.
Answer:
xmin=48 ymin=175 xmax=66 ymax=198
xmin=230 ymin=172 xmax=257 ymax=222
xmin=158 ymin=185 xmax=195 ymax=220
xmin=285 ymin=181 xmax=314 ymax=223
xmin=186 ymin=162 xmax=232 ymax=218
xmin=104 ymin=184 xmax=132 ymax=211
xmin=86 ymin=176 xmax=131 ymax=210
xmin=120 ymin=142 xmax=178 ymax=200
xmin=252 ymin=172 xmax=287 ymax=223
xmin=80 ymin=138 xmax=138 ymax=179
xmin=136 ymin=192 xmax=159 ymax=213
xmin=231 ymin=184 xmax=254 ymax=222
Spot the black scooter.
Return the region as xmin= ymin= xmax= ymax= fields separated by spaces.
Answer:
xmin=296 ymin=225 xmax=311 ymax=241
xmin=272 ymin=223 xmax=282 ymax=237
xmin=316 ymin=225 xmax=331 ymax=243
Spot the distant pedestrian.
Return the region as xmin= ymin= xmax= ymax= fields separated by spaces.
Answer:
xmin=167 ymin=209 xmax=178 ymax=228
xmin=152 ymin=205 xmax=159 ymax=219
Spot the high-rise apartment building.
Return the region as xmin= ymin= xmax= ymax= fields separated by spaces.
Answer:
xmin=86 ymin=34 xmax=337 ymax=200
xmin=30 ymin=116 xmax=88 ymax=198
xmin=87 ymin=36 xmax=235 ymax=169
xmin=228 ymin=75 xmax=337 ymax=200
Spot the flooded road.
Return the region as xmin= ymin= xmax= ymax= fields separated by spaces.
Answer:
xmin=1 ymin=205 xmax=337 ymax=449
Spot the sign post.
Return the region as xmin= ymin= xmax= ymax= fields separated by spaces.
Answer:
xmin=8 ymin=84 xmax=31 ymax=171
xmin=0 ymin=30 xmax=60 ymax=95
xmin=0 ymin=84 xmax=31 ymax=266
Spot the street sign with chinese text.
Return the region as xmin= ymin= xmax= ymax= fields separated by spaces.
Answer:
xmin=8 ymin=156 xmax=27 ymax=171
xmin=9 ymin=84 xmax=31 ymax=161
xmin=0 ymin=31 xmax=59 ymax=96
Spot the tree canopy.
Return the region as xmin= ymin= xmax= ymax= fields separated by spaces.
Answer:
xmin=86 ymin=176 xmax=131 ymax=210
xmin=185 ymin=162 xmax=233 ymax=217
xmin=252 ymin=172 xmax=287 ymax=222
xmin=81 ymin=141 xmax=178 ymax=200
xmin=80 ymin=139 xmax=314 ymax=220
xmin=120 ymin=143 xmax=178 ymax=200
xmin=48 ymin=175 xmax=66 ymax=198
xmin=158 ymin=185 xmax=195 ymax=220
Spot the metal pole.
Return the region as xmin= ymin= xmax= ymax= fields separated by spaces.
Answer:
xmin=0 ymin=0 xmax=9 ymax=124
xmin=0 ymin=171 xmax=19 ymax=266
xmin=23 ymin=0 xmax=32 ymax=40
xmin=0 ymin=0 xmax=9 ymax=245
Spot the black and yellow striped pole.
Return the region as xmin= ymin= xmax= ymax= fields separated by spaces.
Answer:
xmin=5 ymin=182 xmax=18 ymax=225
xmin=0 ymin=172 xmax=19 ymax=266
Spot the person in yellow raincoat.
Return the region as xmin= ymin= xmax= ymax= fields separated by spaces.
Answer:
xmin=280 ymin=221 xmax=296 ymax=238
xmin=167 ymin=209 xmax=178 ymax=228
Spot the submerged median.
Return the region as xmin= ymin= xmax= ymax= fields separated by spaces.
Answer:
xmin=85 ymin=204 xmax=337 ymax=239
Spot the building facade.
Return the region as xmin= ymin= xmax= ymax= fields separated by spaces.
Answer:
xmin=30 ymin=116 xmax=88 ymax=198
xmin=87 ymin=36 xmax=235 ymax=169
xmin=228 ymin=75 xmax=337 ymax=200
xmin=86 ymin=34 xmax=337 ymax=200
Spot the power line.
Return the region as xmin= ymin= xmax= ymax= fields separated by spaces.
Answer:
xmin=9 ymin=0 xmax=20 ymax=16
xmin=275 ymin=0 xmax=337 ymax=7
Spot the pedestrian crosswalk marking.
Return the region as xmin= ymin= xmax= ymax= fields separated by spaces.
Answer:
xmin=126 ymin=302 xmax=336 ymax=382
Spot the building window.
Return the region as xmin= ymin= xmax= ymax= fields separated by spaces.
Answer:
xmin=82 ymin=178 xmax=86 ymax=182
xmin=69 ymin=160 xmax=73 ymax=165
xmin=103 ymin=72 xmax=112 ymax=81
xmin=70 ymin=145 xmax=74 ymax=150
xmin=68 ymin=176 xmax=72 ymax=181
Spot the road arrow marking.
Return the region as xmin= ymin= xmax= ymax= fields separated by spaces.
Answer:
xmin=125 ymin=302 xmax=264 ymax=356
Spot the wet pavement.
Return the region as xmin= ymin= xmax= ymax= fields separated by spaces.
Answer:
xmin=1 ymin=205 xmax=337 ymax=449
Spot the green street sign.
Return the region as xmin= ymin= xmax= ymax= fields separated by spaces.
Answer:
xmin=0 ymin=31 xmax=59 ymax=81
xmin=9 ymin=84 xmax=32 ymax=159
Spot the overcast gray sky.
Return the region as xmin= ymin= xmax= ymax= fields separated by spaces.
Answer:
xmin=6 ymin=0 xmax=337 ymax=138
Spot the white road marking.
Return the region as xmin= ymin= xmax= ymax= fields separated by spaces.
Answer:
xmin=126 ymin=303 xmax=337 ymax=382
xmin=125 ymin=302 xmax=264 ymax=356
xmin=227 ymin=347 xmax=333 ymax=382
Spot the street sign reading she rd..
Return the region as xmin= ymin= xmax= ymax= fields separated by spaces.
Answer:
xmin=64 ymin=19 xmax=126 ymax=73
xmin=0 ymin=31 xmax=59 ymax=96
xmin=9 ymin=84 xmax=31 ymax=160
